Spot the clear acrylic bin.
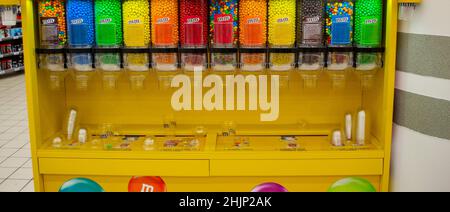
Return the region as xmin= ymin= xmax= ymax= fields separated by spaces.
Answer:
xmin=298 ymin=52 xmax=324 ymax=71
xmin=269 ymin=53 xmax=295 ymax=71
xmin=327 ymin=52 xmax=353 ymax=71
xmin=356 ymin=52 xmax=381 ymax=71
xmin=241 ymin=53 xmax=266 ymax=71
xmin=212 ymin=53 xmax=237 ymax=71
xmin=124 ymin=53 xmax=149 ymax=72
xmin=153 ymin=52 xmax=178 ymax=71
xmin=96 ymin=52 xmax=121 ymax=71
xmin=181 ymin=53 xmax=207 ymax=72
xmin=39 ymin=53 xmax=65 ymax=72
xmin=68 ymin=53 xmax=93 ymax=72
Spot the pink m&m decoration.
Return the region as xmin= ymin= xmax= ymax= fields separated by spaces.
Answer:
xmin=251 ymin=182 xmax=288 ymax=192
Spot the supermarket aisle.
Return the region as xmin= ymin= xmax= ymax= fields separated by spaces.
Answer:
xmin=0 ymin=73 xmax=33 ymax=192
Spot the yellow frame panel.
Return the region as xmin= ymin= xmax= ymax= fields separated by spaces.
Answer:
xmin=22 ymin=0 xmax=402 ymax=192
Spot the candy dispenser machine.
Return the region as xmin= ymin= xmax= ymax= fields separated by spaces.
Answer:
xmin=66 ymin=0 xmax=95 ymax=90
xmin=297 ymin=0 xmax=326 ymax=88
xmin=95 ymin=0 xmax=122 ymax=90
xmin=268 ymin=0 xmax=297 ymax=72
xmin=23 ymin=0 xmax=407 ymax=192
xmin=123 ymin=0 xmax=151 ymax=90
xmin=326 ymin=0 xmax=354 ymax=87
xmin=355 ymin=0 xmax=383 ymax=87
xmin=151 ymin=0 xmax=179 ymax=72
xmin=180 ymin=0 xmax=208 ymax=72
xmin=239 ymin=0 xmax=267 ymax=72
xmin=210 ymin=0 xmax=238 ymax=72
xmin=37 ymin=0 xmax=67 ymax=90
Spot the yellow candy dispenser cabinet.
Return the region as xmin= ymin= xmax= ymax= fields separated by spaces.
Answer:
xmin=21 ymin=0 xmax=420 ymax=192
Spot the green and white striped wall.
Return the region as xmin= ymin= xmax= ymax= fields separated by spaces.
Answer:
xmin=391 ymin=0 xmax=450 ymax=192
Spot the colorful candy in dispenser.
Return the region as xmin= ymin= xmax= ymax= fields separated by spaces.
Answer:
xmin=180 ymin=0 xmax=208 ymax=71
xmin=210 ymin=0 xmax=238 ymax=71
xmin=326 ymin=0 xmax=354 ymax=71
xmin=355 ymin=0 xmax=383 ymax=72
xmin=123 ymin=0 xmax=150 ymax=72
xmin=95 ymin=0 xmax=122 ymax=72
xmin=239 ymin=0 xmax=267 ymax=71
xmin=151 ymin=0 xmax=179 ymax=72
xmin=298 ymin=0 xmax=325 ymax=74
xmin=268 ymin=0 xmax=296 ymax=71
xmin=38 ymin=0 xmax=67 ymax=73
xmin=66 ymin=0 xmax=95 ymax=74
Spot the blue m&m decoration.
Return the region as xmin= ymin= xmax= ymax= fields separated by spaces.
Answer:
xmin=59 ymin=178 xmax=104 ymax=192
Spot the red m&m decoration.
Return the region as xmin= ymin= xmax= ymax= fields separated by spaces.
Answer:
xmin=128 ymin=176 xmax=167 ymax=192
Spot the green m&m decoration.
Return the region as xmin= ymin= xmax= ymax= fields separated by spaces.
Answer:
xmin=328 ymin=177 xmax=377 ymax=192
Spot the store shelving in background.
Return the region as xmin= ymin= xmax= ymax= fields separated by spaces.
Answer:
xmin=0 ymin=4 xmax=24 ymax=76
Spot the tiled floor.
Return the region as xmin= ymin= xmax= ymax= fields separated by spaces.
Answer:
xmin=0 ymin=73 xmax=34 ymax=192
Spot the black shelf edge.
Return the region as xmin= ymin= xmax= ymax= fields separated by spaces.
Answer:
xmin=210 ymin=47 xmax=238 ymax=53
xmin=327 ymin=46 xmax=355 ymax=52
xmin=94 ymin=47 xmax=121 ymax=54
xmin=179 ymin=47 xmax=208 ymax=54
xmin=151 ymin=47 xmax=178 ymax=53
xmin=239 ymin=47 xmax=267 ymax=53
xmin=121 ymin=47 xmax=150 ymax=54
xmin=298 ymin=47 xmax=327 ymax=53
xmin=0 ymin=36 xmax=23 ymax=43
xmin=355 ymin=47 xmax=386 ymax=53
xmin=0 ymin=51 xmax=23 ymax=59
xmin=0 ymin=66 xmax=24 ymax=75
xmin=35 ymin=48 xmax=65 ymax=54
xmin=268 ymin=47 xmax=297 ymax=53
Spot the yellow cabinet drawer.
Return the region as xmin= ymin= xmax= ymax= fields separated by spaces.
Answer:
xmin=210 ymin=159 xmax=383 ymax=176
xmin=39 ymin=158 xmax=209 ymax=177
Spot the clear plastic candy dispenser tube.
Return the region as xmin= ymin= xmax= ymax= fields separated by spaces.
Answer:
xmin=123 ymin=0 xmax=150 ymax=72
xmin=180 ymin=0 xmax=208 ymax=71
xmin=95 ymin=0 xmax=122 ymax=72
xmin=326 ymin=0 xmax=354 ymax=71
xmin=67 ymin=0 xmax=94 ymax=72
xmin=210 ymin=0 xmax=238 ymax=71
xmin=38 ymin=0 xmax=67 ymax=72
xmin=239 ymin=0 xmax=267 ymax=72
xmin=297 ymin=0 xmax=325 ymax=72
xmin=268 ymin=0 xmax=296 ymax=71
xmin=151 ymin=0 xmax=179 ymax=71
xmin=355 ymin=0 xmax=383 ymax=71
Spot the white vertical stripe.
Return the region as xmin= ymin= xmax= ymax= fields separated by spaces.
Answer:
xmin=398 ymin=0 xmax=450 ymax=37
xmin=395 ymin=71 xmax=450 ymax=101
xmin=391 ymin=124 xmax=450 ymax=192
